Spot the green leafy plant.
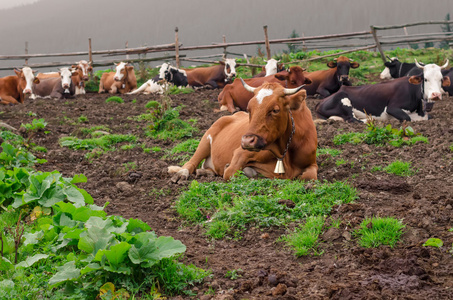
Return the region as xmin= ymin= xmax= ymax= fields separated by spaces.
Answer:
xmin=225 ymin=269 xmax=242 ymax=280
xmin=355 ymin=217 xmax=405 ymax=248
xmin=105 ymin=96 xmax=124 ymax=104
xmin=279 ymin=216 xmax=325 ymax=256
xmin=423 ymin=238 xmax=443 ymax=248
xmin=59 ymin=134 xmax=137 ymax=153
xmin=20 ymin=119 xmax=48 ymax=147
xmin=316 ymin=148 xmax=342 ymax=157
xmin=384 ymin=160 xmax=415 ymax=176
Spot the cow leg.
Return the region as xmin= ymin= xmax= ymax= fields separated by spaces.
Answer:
xmin=218 ymin=86 xmax=236 ymax=113
xmin=297 ymin=163 xmax=318 ymax=181
xmin=98 ymin=81 xmax=105 ymax=93
xmin=205 ymin=80 xmax=219 ymax=89
xmin=316 ymin=87 xmax=331 ymax=98
xmin=109 ymin=85 xmax=118 ymax=94
xmin=0 ymin=96 xmax=19 ymax=105
xmin=168 ymin=133 xmax=213 ymax=182
xmin=223 ymin=148 xmax=255 ymax=180
xmin=386 ymin=106 xmax=411 ymax=122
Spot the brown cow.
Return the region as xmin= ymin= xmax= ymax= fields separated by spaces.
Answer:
xmin=168 ymin=81 xmax=318 ymax=182
xmin=0 ymin=67 xmax=39 ymax=105
xmin=218 ymin=66 xmax=311 ymax=113
xmin=71 ymin=60 xmax=92 ymax=95
xmin=33 ymin=67 xmax=78 ymax=99
xmin=99 ymin=62 xmax=137 ymax=94
xmin=184 ymin=58 xmax=236 ymax=89
xmin=303 ymin=56 xmax=359 ymax=98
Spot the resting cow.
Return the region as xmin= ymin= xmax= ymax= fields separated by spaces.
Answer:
xmin=315 ymin=60 xmax=450 ymax=122
xmin=379 ymin=57 xmax=419 ymax=80
xmin=184 ymin=58 xmax=236 ymax=89
xmin=71 ymin=60 xmax=92 ymax=94
xmin=218 ymin=66 xmax=311 ymax=112
xmin=99 ymin=62 xmax=137 ymax=94
xmin=129 ymin=63 xmax=188 ymax=95
xmin=303 ymin=56 xmax=359 ymax=98
xmin=33 ymin=67 xmax=78 ymax=99
xmin=168 ymin=81 xmax=318 ymax=182
xmin=0 ymin=67 xmax=39 ymax=105
xmin=252 ymin=59 xmax=285 ymax=78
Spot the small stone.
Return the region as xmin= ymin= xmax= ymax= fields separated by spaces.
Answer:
xmin=268 ymin=274 xmax=278 ymax=286
xmin=261 ymin=233 xmax=270 ymax=239
xmin=272 ymin=283 xmax=287 ymax=296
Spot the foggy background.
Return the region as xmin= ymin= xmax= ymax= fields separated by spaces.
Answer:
xmin=0 ymin=0 xmax=452 ymax=76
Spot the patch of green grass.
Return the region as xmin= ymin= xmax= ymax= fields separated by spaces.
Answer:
xmin=176 ymin=174 xmax=357 ymax=239
xmin=371 ymin=165 xmax=382 ymax=172
xmin=335 ymin=159 xmax=347 ymax=166
xmin=105 ymin=96 xmax=124 ymax=104
xmin=279 ymin=216 xmax=325 ymax=256
xmin=224 ymin=269 xmax=243 ymax=280
xmin=79 ymin=125 xmax=111 ymax=137
xmin=77 ymin=115 xmax=88 ymax=123
xmin=162 ymin=139 xmax=200 ymax=162
xmin=384 ymin=160 xmax=415 ymax=176
xmin=120 ymin=144 xmax=136 ymax=151
xmin=317 ymin=148 xmax=342 ymax=157
xmin=151 ymin=147 xmax=162 ymax=152
xmin=168 ymin=85 xmax=194 ymax=95
xmin=355 ymin=217 xmax=405 ymax=248
xmin=32 ymin=146 xmax=47 ymax=153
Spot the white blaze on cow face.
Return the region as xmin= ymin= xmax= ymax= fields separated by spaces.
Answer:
xmin=255 ymin=89 xmax=273 ymax=105
xmin=380 ymin=67 xmax=391 ymax=80
xmin=224 ymin=58 xmax=237 ymax=80
xmin=158 ymin=63 xmax=170 ymax=80
xmin=59 ymin=68 xmax=74 ymax=90
xmin=77 ymin=60 xmax=91 ymax=80
xmin=264 ymin=59 xmax=279 ymax=76
xmin=114 ymin=62 xmax=127 ymax=81
xmin=420 ymin=63 xmax=446 ymax=101
xmin=21 ymin=67 xmax=36 ymax=95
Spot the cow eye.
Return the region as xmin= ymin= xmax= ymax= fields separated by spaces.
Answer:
xmin=272 ymin=109 xmax=280 ymax=114
xmin=291 ymin=81 xmax=296 ymax=85
xmin=424 ymin=79 xmax=428 ymax=82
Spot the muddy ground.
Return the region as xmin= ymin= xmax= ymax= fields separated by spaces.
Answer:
xmin=1 ymin=88 xmax=452 ymax=300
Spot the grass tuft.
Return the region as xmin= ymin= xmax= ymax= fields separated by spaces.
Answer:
xmin=355 ymin=217 xmax=405 ymax=248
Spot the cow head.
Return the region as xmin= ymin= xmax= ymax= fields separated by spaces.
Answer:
xmin=113 ymin=62 xmax=133 ymax=82
xmin=274 ymin=66 xmax=312 ymax=87
xmin=72 ymin=60 xmax=92 ymax=81
xmin=15 ymin=67 xmax=39 ymax=96
xmin=219 ymin=58 xmax=237 ymax=81
xmin=263 ymin=59 xmax=280 ymax=76
xmin=158 ymin=63 xmax=171 ymax=80
xmin=240 ymin=80 xmax=306 ymax=158
xmin=59 ymin=67 xmax=78 ymax=90
xmin=327 ymin=56 xmax=359 ymax=83
xmin=380 ymin=57 xmax=401 ymax=80
xmin=408 ymin=60 xmax=450 ymax=111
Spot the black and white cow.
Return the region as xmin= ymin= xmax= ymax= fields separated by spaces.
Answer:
xmin=380 ymin=57 xmax=419 ymax=80
xmin=316 ymin=60 xmax=450 ymax=122
xmin=128 ymin=63 xmax=188 ymax=95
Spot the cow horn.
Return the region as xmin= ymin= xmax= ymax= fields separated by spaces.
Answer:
xmin=441 ymin=59 xmax=449 ymax=69
xmin=240 ymin=78 xmax=257 ymax=93
xmin=283 ymin=85 xmax=305 ymax=95
xmin=386 ymin=55 xmax=392 ymax=61
xmin=415 ymin=59 xmax=424 ymax=69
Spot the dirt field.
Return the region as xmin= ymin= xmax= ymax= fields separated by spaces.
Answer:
xmin=1 ymin=88 xmax=452 ymax=300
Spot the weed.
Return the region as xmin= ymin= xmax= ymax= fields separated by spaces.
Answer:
xmin=317 ymin=148 xmax=342 ymax=157
xmin=152 ymin=147 xmax=162 ymax=152
xmin=106 ymin=96 xmax=124 ymax=104
xmin=225 ymin=269 xmax=242 ymax=280
xmin=162 ymin=139 xmax=199 ymax=162
xmin=78 ymin=115 xmax=88 ymax=123
xmin=371 ymin=165 xmax=382 ymax=172
xmin=423 ymin=238 xmax=443 ymax=248
xmin=279 ymin=216 xmax=325 ymax=256
xmin=384 ymin=160 xmax=415 ymax=176
xmin=79 ymin=125 xmax=111 ymax=137
xmin=26 ymin=111 xmax=37 ymax=117
xmin=32 ymin=146 xmax=47 ymax=153
xmin=336 ymin=159 xmax=347 ymax=166
xmin=120 ymin=144 xmax=135 ymax=151
xmin=355 ymin=217 xmax=405 ymax=248
xmin=20 ymin=119 xmax=47 ymax=147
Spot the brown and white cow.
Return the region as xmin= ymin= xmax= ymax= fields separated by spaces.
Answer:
xmin=99 ymin=62 xmax=137 ymax=94
xmin=33 ymin=67 xmax=78 ymax=99
xmin=71 ymin=60 xmax=92 ymax=94
xmin=252 ymin=59 xmax=285 ymax=78
xmin=0 ymin=67 xmax=39 ymax=105
xmin=303 ymin=56 xmax=359 ymax=98
xmin=168 ymin=81 xmax=318 ymax=182
xmin=184 ymin=58 xmax=237 ymax=89
xmin=218 ymin=66 xmax=311 ymax=113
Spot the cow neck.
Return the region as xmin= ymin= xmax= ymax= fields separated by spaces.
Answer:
xmin=121 ymin=67 xmax=129 ymax=86
xmin=274 ymin=109 xmax=295 ymax=174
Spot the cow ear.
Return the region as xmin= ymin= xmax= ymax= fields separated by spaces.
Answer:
xmin=218 ymin=61 xmax=225 ymax=65
xmin=350 ymin=62 xmax=360 ymax=69
xmin=408 ymin=76 xmax=422 ymax=85
xmin=327 ymin=61 xmax=337 ymax=68
xmin=304 ymin=77 xmax=312 ymax=85
xmin=14 ymin=69 xmax=21 ymax=76
xmin=287 ymin=89 xmax=307 ymax=111
xmin=88 ymin=66 xmax=93 ymax=72
xmin=33 ymin=77 xmax=40 ymax=84
xmin=274 ymin=73 xmax=287 ymax=81
xmin=442 ymin=76 xmax=451 ymax=87
xmin=71 ymin=65 xmax=77 ymax=69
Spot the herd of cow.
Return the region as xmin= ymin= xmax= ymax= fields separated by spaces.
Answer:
xmin=1 ymin=55 xmax=452 ymax=182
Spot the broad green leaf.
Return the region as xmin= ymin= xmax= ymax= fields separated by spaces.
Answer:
xmin=63 ymin=185 xmax=85 ymax=207
xmin=129 ymin=235 xmax=186 ymax=267
xmin=63 ymin=228 xmax=84 ymax=239
xmin=16 ymin=254 xmax=49 ymax=268
xmin=54 ymin=201 xmax=76 ymax=215
xmin=102 ymin=264 xmax=131 ymax=274
xmin=81 ymin=262 xmax=101 ymax=275
xmin=22 ymin=231 xmax=44 ymax=246
xmin=0 ymin=279 xmax=14 ymax=292
xmin=423 ymin=238 xmax=443 ymax=248
xmin=78 ymin=225 xmax=114 ymax=255
xmin=49 ymin=261 xmax=81 ymax=288
xmin=72 ymin=206 xmax=106 ymax=222
xmin=0 ymin=257 xmax=14 ymax=271
xmin=94 ymin=242 xmax=131 ymax=267
xmin=127 ymin=218 xmax=151 ymax=234
xmin=77 ymin=187 xmax=94 ymax=204
xmin=70 ymin=174 xmax=87 ymax=184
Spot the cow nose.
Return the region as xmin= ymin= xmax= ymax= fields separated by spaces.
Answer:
xmin=340 ymin=75 xmax=349 ymax=81
xmin=114 ymin=76 xmax=120 ymax=81
xmin=23 ymin=89 xmax=32 ymax=94
xmin=241 ymin=135 xmax=257 ymax=149
xmin=63 ymin=84 xmax=69 ymax=89
xmin=83 ymin=76 xmax=89 ymax=81
xmin=430 ymin=92 xmax=441 ymax=101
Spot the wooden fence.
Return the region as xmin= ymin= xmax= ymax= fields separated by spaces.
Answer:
xmin=0 ymin=20 xmax=452 ymax=72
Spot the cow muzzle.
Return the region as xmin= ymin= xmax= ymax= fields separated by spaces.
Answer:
xmin=241 ymin=134 xmax=266 ymax=151
xmin=423 ymin=100 xmax=435 ymax=112
xmin=430 ymin=92 xmax=442 ymax=101
xmin=339 ymin=75 xmax=349 ymax=82
xmin=83 ymin=76 xmax=89 ymax=81
xmin=114 ymin=76 xmax=121 ymax=81
xmin=62 ymin=83 xmax=70 ymax=89
xmin=23 ymin=88 xmax=32 ymax=95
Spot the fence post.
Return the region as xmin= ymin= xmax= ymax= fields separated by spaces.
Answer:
xmin=175 ymin=27 xmax=180 ymax=68
xmin=263 ymin=25 xmax=271 ymax=59
xmin=125 ymin=41 xmax=129 ymax=61
xmin=223 ymin=35 xmax=227 ymax=59
xmin=88 ymin=38 xmax=94 ymax=80
xmin=370 ymin=26 xmax=386 ymax=63
xmin=25 ymin=42 xmax=28 ymax=65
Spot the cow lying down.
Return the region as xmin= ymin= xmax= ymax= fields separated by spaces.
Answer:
xmin=33 ymin=67 xmax=78 ymax=99
xmin=316 ymin=60 xmax=450 ymax=122
xmin=168 ymin=81 xmax=318 ymax=182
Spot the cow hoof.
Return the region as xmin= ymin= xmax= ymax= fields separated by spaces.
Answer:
xmin=167 ymin=166 xmax=182 ymax=174
xmin=170 ymin=169 xmax=189 ymax=183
